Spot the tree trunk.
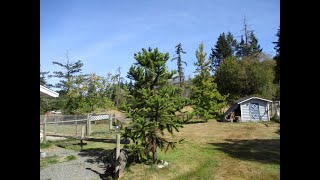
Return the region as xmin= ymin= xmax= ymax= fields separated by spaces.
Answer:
xmin=153 ymin=147 xmax=157 ymax=164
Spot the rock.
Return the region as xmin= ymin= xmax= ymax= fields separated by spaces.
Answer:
xmin=163 ymin=161 xmax=169 ymax=166
xmin=40 ymin=151 xmax=47 ymax=158
xmin=157 ymin=164 xmax=165 ymax=168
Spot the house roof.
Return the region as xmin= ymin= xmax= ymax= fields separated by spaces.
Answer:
xmin=40 ymin=85 xmax=59 ymax=98
xmin=235 ymin=96 xmax=272 ymax=104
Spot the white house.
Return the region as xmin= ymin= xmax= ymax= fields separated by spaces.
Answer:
xmin=40 ymin=85 xmax=59 ymax=98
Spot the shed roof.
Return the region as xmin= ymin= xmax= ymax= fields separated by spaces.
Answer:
xmin=235 ymin=96 xmax=272 ymax=104
xmin=40 ymin=85 xmax=59 ymax=98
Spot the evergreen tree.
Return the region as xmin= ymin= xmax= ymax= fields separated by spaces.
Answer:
xmin=51 ymin=51 xmax=85 ymax=114
xmin=40 ymin=64 xmax=54 ymax=114
xmin=191 ymin=42 xmax=226 ymax=121
xmin=171 ymin=43 xmax=187 ymax=88
xmin=210 ymin=32 xmax=237 ymax=73
xmin=124 ymin=47 xmax=184 ymax=164
xmin=236 ymin=17 xmax=262 ymax=58
xmin=51 ymin=51 xmax=84 ymax=94
xmin=273 ymin=27 xmax=280 ymax=84
xmin=40 ymin=64 xmax=51 ymax=87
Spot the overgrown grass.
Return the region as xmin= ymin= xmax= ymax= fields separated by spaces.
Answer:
xmin=122 ymin=120 xmax=280 ymax=180
xmin=40 ymin=141 xmax=52 ymax=149
xmin=65 ymin=155 xmax=77 ymax=161
xmin=40 ymin=155 xmax=59 ymax=169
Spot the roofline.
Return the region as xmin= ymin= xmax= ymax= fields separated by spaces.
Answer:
xmin=40 ymin=85 xmax=59 ymax=98
xmin=237 ymin=96 xmax=272 ymax=104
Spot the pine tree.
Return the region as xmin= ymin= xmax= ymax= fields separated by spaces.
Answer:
xmin=210 ymin=32 xmax=237 ymax=73
xmin=40 ymin=64 xmax=51 ymax=87
xmin=124 ymin=47 xmax=184 ymax=164
xmin=171 ymin=43 xmax=187 ymax=88
xmin=273 ymin=27 xmax=280 ymax=84
xmin=51 ymin=51 xmax=84 ymax=94
xmin=191 ymin=42 xmax=226 ymax=121
xmin=236 ymin=17 xmax=262 ymax=58
xmin=51 ymin=51 xmax=85 ymax=114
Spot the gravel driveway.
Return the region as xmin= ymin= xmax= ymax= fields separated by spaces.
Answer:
xmin=40 ymin=147 xmax=111 ymax=180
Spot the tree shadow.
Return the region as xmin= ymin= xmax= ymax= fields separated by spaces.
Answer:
xmin=78 ymin=148 xmax=113 ymax=164
xmin=84 ymin=137 xmax=130 ymax=144
xmin=85 ymin=167 xmax=114 ymax=180
xmin=208 ymin=139 xmax=280 ymax=164
xmin=79 ymin=147 xmax=134 ymax=179
xmin=79 ymin=148 xmax=115 ymax=179
xmin=184 ymin=120 xmax=208 ymax=124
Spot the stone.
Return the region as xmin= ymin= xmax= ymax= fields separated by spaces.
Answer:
xmin=163 ymin=161 xmax=169 ymax=166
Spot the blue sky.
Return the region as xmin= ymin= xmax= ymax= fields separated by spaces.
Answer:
xmin=41 ymin=0 xmax=279 ymax=85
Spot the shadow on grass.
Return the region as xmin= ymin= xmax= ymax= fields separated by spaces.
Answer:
xmin=84 ymin=137 xmax=130 ymax=144
xmin=208 ymin=139 xmax=280 ymax=164
xmin=184 ymin=120 xmax=208 ymax=124
xmin=78 ymin=148 xmax=113 ymax=164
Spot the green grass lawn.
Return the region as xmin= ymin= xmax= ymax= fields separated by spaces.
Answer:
xmin=120 ymin=120 xmax=280 ymax=180
xmin=42 ymin=120 xmax=280 ymax=180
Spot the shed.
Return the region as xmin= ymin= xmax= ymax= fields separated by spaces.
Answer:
xmin=222 ymin=96 xmax=272 ymax=122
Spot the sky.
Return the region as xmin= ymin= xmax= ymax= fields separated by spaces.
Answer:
xmin=40 ymin=0 xmax=280 ymax=86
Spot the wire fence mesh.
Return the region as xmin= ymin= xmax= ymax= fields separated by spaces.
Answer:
xmin=40 ymin=114 xmax=113 ymax=138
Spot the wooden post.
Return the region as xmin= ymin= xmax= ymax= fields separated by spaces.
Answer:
xmin=75 ymin=121 xmax=78 ymax=136
xmin=115 ymin=133 xmax=120 ymax=179
xmin=81 ymin=124 xmax=85 ymax=139
xmin=43 ymin=112 xmax=48 ymax=142
xmin=109 ymin=114 xmax=113 ymax=131
xmin=86 ymin=114 xmax=91 ymax=136
xmin=271 ymin=102 xmax=274 ymax=117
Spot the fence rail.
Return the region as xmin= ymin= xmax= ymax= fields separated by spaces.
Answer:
xmin=40 ymin=113 xmax=121 ymax=141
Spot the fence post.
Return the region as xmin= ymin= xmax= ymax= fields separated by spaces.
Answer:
xmin=75 ymin=121 xmax=78 ymax=136
xmin=109 ymin=114 xmax=113 ymax=131
xmin=86 ymin=114 xmax=92 ymax=136
xmin=81 ymin=124 xmax=85 ymax=139
xmin=271 ymin=102 xmax=274 ymax=117
xmin=115 ymin=132 xmax=121 ymax=179
xmin=43 ymin=112 xmax=48 ymax=142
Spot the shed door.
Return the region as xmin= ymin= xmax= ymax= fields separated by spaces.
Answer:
xmin=249 ymin=103 xmax=260 ymax=120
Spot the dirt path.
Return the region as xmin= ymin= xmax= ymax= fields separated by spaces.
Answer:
xmin=40 ymin=147 xmax=108 ymax=180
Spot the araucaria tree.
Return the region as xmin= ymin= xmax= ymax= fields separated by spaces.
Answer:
xmin=171 ymin=43 xmax=187 ymax=87
xmin=124 ymin=47 xmax=184 ymax=164
xmin=191 ymin=42 xmax=226 ymax=121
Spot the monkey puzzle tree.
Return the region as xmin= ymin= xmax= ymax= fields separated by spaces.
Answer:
xmin=124 ymin=47 xmax=184 ymax=164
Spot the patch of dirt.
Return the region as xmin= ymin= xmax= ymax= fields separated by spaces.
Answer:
xmin=46 ymin=136 xmax=67 ymax=141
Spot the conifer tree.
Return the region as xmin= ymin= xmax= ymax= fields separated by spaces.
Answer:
xmin=191 ymin=42 xmax=226 ymax=121
xmin=124 ymin=47 xmax=184 ymax=164
xmin=210 ymin=32 xmax=237 ymax=73
xmin=171 ymin=43 xmax=187 ymax=88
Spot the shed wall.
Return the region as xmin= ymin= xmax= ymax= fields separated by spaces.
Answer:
xmin=240 ymin=99 xmax=269 ymax=122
